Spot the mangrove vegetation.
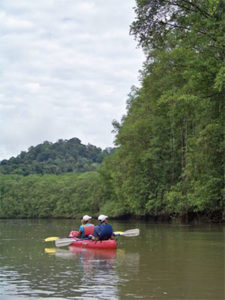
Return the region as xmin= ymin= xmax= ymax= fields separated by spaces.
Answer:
xmin=0 ymin=0 xmax=224 ymax=221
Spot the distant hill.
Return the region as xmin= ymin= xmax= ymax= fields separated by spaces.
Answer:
xmin=0 ymin=138 xmax=115 ymax=176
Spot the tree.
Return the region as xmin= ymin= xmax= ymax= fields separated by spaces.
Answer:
xmin=98 ymin=0 xmax=225 ymax=220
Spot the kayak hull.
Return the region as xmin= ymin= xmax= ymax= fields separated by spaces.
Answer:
xmin=68 ymin=230 xmax=117 ymax=249
xmin=70 ymin=238 xmax=117 ymax=249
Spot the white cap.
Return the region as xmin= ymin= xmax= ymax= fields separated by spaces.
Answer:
xmin=98 ymin=214 xmax=108 ymax=222
xmin=82 ymin=215 xmax=92 ymax=221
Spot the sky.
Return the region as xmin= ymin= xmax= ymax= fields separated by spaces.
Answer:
xmin=0 ymin=0 xmax=144 ymax=161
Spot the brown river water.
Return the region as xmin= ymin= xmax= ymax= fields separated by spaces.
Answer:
xmin=0 ymin=219 xmax=224 ymax=299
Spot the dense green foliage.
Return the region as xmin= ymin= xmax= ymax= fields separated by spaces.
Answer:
xmin=0 ymin=1 xmax=224 ymax=221
xmin=0 ymin=138 xmax=113 ymax=175
xmin=99 ymin=0 xmax=225 ymax=220
xmin=0 ymin=172 xmax=106 ymax=218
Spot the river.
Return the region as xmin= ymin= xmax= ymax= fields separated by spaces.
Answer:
xmin=0 ymin=219 xmax=224 ymax=299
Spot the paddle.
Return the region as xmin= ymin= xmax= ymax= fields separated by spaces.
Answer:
xmin=45 ymin=234 xmax=80 ymax=242
xmin=45 ymin=236 xmax=61 ymax=242
xmin=55 ymin=238 xmax=79 ymax=247
xmin=114 ymin=228 xmax=140 ymax=237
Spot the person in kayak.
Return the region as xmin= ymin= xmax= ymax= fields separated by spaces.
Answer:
xmin=92 ymin=215 xmax=114 ymax=241
xmin=77 ymin=215 xmax=94 ymax=238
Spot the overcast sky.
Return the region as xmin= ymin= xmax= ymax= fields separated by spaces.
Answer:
xmin=0 ymin=0 xmax=144 ymax=161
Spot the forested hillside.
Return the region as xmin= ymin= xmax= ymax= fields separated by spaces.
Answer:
xmin=0 ymin=138 xmax=114 ymax=175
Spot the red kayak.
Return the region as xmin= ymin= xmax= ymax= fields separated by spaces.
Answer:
xmin=68 ymin=231 xmax=117 ymax=249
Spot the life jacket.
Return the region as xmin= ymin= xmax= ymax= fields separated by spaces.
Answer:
xmin=83 ymin=224 xmax=94 ymax=237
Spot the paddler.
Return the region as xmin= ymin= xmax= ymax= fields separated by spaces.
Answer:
xmin=77 ymin=215 xmax=94 ymax=238
xmin=92 ymin=215 xmax=114 ymax=241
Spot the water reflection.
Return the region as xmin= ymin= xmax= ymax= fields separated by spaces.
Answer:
xmin=45 ymin=246 xmax=117 ymax=271
xmin=1 ymin=246 xmax=120 ymax=299
xmin=44 ymin=246 xmax=119 ymax=299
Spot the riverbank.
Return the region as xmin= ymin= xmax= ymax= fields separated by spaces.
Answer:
xmin=1 ymin=209 xmax=224 ymax=224
xmin=114 ymin=210 xmax=225 ymax=224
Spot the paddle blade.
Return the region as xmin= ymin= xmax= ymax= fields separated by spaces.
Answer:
xmin=45 ymin=237 xmax=59 ymax=242
xmin=117 ymin=228 xmax=140 ymax=237
xmin=45 ymin=248 xmax=57 ymax=254
xmin=113 ymin=231 xmax=123 ymax=235
xmin=55 ymin=238 xmax=74 ymax=248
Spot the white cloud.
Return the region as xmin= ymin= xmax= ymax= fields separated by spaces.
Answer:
xmin=0 ymin=0 xmax=144 ymax=160
xmin=0 ymin=13 xmax=33 ymax=30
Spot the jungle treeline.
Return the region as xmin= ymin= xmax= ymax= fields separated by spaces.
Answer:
xmin=0 ymin=0 xmax=224 ymax=221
